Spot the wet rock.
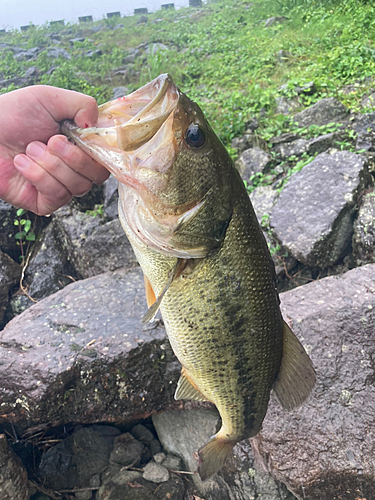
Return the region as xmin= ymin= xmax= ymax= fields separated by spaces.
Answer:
xmin=352 ymin=190 xmax=375 ymax=265
xmin=254 ymin=264 xmax=375 ymax=500
xmin=264 ymin=16 xmax=288 ymax=28
xmin=0 ymin=434 xmax=29 ymax=500
xmin=0 ymin=251 xmax=21 ymax=326
xmin=39 ymin=425 xmax=120 ymax=490
xmin=0 ymin=267 xmax=180 ymax=427
xmin=236 ymin=147 xmax=272 ymax=180
xmin=293 ymin=97 xmax=348 ymax=127
xmin=153 ymin=408 xmax=294 ymax=500
xmin=270 ymin=150 xmax=371 ymax=267
xmin=23 ymin=222 xmax=77 ymax=300
xmin=110 ymin=433 xmax=144 ymax=467
xmin=142 ymin=461 xmax=170 ymax=482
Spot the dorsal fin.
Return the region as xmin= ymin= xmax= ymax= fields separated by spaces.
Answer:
xmin=175 ymin=368 xmax=210 ymax=402
xmin=273 ymin=320 xmax=316 ymax=410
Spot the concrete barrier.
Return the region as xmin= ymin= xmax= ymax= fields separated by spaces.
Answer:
xmin=20 ymin=25 xmax=34 ymax=32
xmin=134 ymin=8 xmax=148 ymax=15
xmin=161 ymin=3 xmax=175 ymax=9
xmin=107 ymin=11 xmax=121 ymax=18
xmin=189 ymin=0 xmax=202 ymax=6
xmin=79 ymin=15 xmax=93 ymax=23
xmin=50 ymin=20 xmax=65 ymax=26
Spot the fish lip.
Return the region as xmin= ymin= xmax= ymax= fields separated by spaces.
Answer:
xmin=61 ymin=73 xmax=179 ymax=152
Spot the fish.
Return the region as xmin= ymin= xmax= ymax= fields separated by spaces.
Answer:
xmin=61 ymin=74 xmax=316 ymax=481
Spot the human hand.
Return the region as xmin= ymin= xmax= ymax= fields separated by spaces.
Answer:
xmin=0 ymin=85 xmax=109 ymax=215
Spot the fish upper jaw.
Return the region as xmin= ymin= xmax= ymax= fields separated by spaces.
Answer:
xmin=60 ymin=73 xmax=180 ymax=186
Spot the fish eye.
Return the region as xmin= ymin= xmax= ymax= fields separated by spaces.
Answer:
xmin=185 ymin=123 xmax=206 ymax=149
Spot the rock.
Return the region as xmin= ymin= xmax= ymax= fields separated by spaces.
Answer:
xmin=53 ymin=206 xmax=137 ymax=278
xmin=150 ymin=439 xmax=162 ymax=456
xmin=110 ymin=433 xmax=144 ymax=467
xmin=293 ymin=97 xmax=348 ymax=127
xmin=351 ymin=112 xmax=375 ymax=151
xmin=361 ymin=91 xmax=375 ymax=108
xmin=295 ymin=81 xmax=316 ymax=95
xmin=253 ymin=264 xmax=375 ymax=500
xmin=307 ymin=132 xmax=341 ymax=154
xmin=153 ymin=409 xmax=294 ymax=500
xmin=98 ymin=469 xmax=185 ymax=500
xmin=0 ymin=200 xmax=19 ymax=260
xmin=0 ymin=267 xmax=180 ymax=426
xmin=250 ymin=186 xmax=278 ymax=224
xmin=131 ymin=424 xmax=155 ymax=444
xmin=0 ymin=251 xmax=21 ymax=326
xmin=273 ymin=138 xmax=310 ymax=158
xmin=39 ymin=425 xmax=120 ymax=490
xmin=236 ymin=147 xmax=272 ymax=180
xmin=275 ymin=96 xmax=300 ymax=115
xmin=146 ymin=42 xmax=169 ymax=55
xmin=162 ymin=454 xmax=181 ymax=471
xmin=352 ymin=190 xmax=375 ymax=265
xmin=47 ymin=47 xmax=71 ymax=59
xmin=153 ymin=452 xmax=166 ymax=464
xmin=270 ymin=132 xmax=301 ymax=145
xmin=264 ymin=16 xmax=289 ymax=28
xmin=270 ymin=150 xmax=371 ymax=267
xmin=142 ymin=461 xmax=170 ymax=483
xmin=137 ymin=15 xmax=148 ymax=24
xmin=23 ymin=222 xmax=77 ymax=300
xmin=0 ymin=434 xmax=29 ymax=500
xmin=277 ymin=50 xmax=293 ymax=63
xmin=70 ymin=37 xmax=86 ymax=44
xmin=112 ymin=86 xmax=129 ymax=99
xmin=86 ymin=49 xmax=102 ymax=58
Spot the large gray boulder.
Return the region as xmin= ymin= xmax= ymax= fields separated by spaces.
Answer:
xmin=270 ymin=150 xmax=372 ymax=267
xmin=293 ymin=97 xmax=348 ymax=127
xmin=254 ymin=264 xmax=375 ymax=500
xmin=0 ymin=267 xmax=180 ymax=427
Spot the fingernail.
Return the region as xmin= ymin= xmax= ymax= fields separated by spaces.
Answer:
xmin=27 ymin=142 xmax=47 ymax=159
xmin=49 ymin=136 xmax=68 ymax=156
xmin=14 ymin=155 xmax=30 ymax=169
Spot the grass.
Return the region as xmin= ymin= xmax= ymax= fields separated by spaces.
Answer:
xmin=1 ymin=0 xmax=375 ymax=150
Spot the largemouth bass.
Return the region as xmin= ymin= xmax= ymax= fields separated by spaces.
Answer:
xmin=61 ymin=74 xmax=315 ymax=480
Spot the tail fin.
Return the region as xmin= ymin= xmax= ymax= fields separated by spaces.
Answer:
xmin=198 ymin=436 xmax=235 ymax=481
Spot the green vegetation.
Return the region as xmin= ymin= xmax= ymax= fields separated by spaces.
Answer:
xmin=0 ymin=0 xmax=374 ymax=151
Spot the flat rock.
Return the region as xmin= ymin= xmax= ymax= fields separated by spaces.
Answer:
xmin=142 ymin=461 xmax=170 ymax=483
xmin=352 ymin=189 xmax=375 ymax=266
xmin=293 ymin=97 xmax=348 ymax=127
xmin=270 ymin=150 xmax=371 ymax=267
xmin=253 ymin=264 xmax=375 ymax=500
xmin=0 ymin=267 xmax=180 ymax=427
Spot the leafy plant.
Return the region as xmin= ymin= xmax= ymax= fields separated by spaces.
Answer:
xmin=14 ymin=209 xmax=36 ymax=264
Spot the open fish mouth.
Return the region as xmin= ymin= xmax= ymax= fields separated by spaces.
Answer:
xmin=61 ymin=74 xmax=180 ymax=184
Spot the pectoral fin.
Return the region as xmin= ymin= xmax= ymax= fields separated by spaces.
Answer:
xmin=273 ymin=320 xmax=316 ymax=410
xmin=175 ymin=368 xmax=210 ymax=402
xmin=141 ymin=259 xmax=187 ymax=324
xmin=144 ymin=274 xmax=156 ymax=308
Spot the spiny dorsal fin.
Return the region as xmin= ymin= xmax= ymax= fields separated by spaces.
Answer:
xmin=141 ymin=258 xmax=187 ymax=324
xmin=273 ymin=320 xmax=316 ymax=410
xmin=175 ymin=368 xmax=210 ymax=402
xmin=144 ymin=274 xmax=156 ymax=308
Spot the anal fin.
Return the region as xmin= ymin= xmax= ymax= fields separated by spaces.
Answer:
xmin=175 ymin=368 xmax=209 ymax=402
xmin=273 ymin=320 xmax=316 ymax=410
